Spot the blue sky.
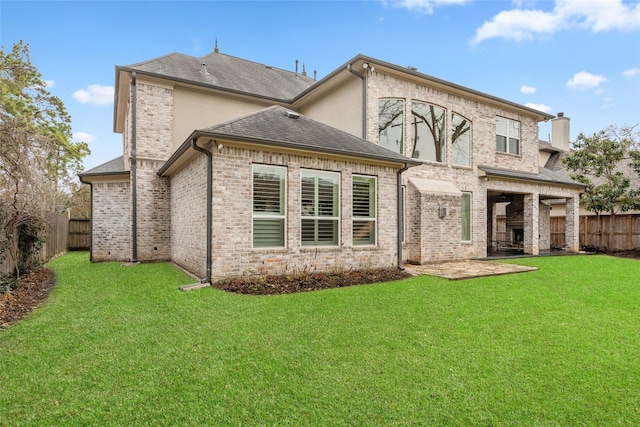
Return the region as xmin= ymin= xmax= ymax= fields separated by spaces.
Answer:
xmin=2 ymin=0 xmax=639 ymax=171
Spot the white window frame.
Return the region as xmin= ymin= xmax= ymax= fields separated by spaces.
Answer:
xmin=252 ymin=164 xmax=286 ymax=248
xmin=496 ymin=116 xmax=520 ymax=155
xmin=301 ymin=170 xmax=340 ymax=247
xmin=451 ymin=112 xmax=472 ymax=167
xmin=352 ymin=175 xmax=377 ymax=246
xmin=461 ymin=192 xmax=472 ymax=242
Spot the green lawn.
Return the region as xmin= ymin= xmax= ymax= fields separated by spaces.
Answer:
xmin=1 ymin=252 xmax=639 ymax=426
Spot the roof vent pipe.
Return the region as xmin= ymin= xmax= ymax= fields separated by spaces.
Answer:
xmin=295 ymin=59 xmax=298 ymax=75
xmin=200 ymin=63 xmax=208 ymax=74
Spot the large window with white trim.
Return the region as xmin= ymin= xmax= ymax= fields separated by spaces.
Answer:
xmin=378 ymin=99 xmax=404 ymax=154
xmin=451 ymin=113 xmax=471 ymax=167
xmin=410 ymin=101 xmax=446 ymax=162
xmin=301 ymin=170 xmax=340 ymax=246
xmin=496 ymin=116 xmax=520 ymax=155
xmin=461 ymin=192 xmax=472 ymax=242
xmin=252 ymin=165 xmax=286 ymax=248
xmin=352 ymin=176 xmax=376 ymax=246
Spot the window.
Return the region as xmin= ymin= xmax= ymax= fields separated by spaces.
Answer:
xmin=352 ymin=176 xmax=376 ymax=246
xmin=496 ymin=117 xmax=520 ymax=155
xmin=461 ymin=192 xmax=471 ymax=242
xmin=252 ymin=165 xmax=286 ymax=248
xmin=378 ymin=99 xmax=404 ymax=154
xmin=451 ymin=113 xmax=471 ymax=167
xmin=410 ymin=102 xmax=446 ymax=162
xmin=301 ymin=170 xmax=340 ymax=246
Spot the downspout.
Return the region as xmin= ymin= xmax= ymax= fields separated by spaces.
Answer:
xmin=347 ymin=64 xmax=367 ymax=139
xmin=397 ymin=163 xmax=410 ymax=270
xmin=89 ymin=182 xmax=93 ymax=262
xmin=191 ymin=138 xmax=212 ymax=283
xmin=131 ymin=71 xmax=138 ymax=263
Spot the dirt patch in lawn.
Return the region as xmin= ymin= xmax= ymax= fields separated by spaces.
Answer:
xmin=214 ymin=268 xmax=413 ymax=295
xmin=0 ymin=268 xmax=56 ymax=328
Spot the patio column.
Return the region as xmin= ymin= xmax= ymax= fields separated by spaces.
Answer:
xmin=524 ymin=193 xmax=539 ymax=255
xmin=566 ymin=196 xmax=580 ymax=252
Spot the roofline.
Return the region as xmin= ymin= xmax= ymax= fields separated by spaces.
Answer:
xmin=478 ymin=166 xmax=586 ymax=189
xmin=115 ymin=65 xmax=297 ymax=103
xmin=295 ymin=54 xmax=555 ymax=122
xmin=78 ymin=170 xmax=130 ymax=184
xmin=158 ymin=130 xmax=420 ymax=176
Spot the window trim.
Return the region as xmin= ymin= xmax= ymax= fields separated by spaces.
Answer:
xmin=252 ymin=164 xmax=287 ymax=249
xmin=352 ymin=175 xmax=377 ymax=247
xmin=378 ymin=98 xmax=405 ymax=155
xmin=451 ymin=112 xmax=472 ymax=167
xmin=496 ymin=116 xmax=520 ymax=155
xmin=461 ymin=192 xmax=472 ymax=242
xmin=410 ymin=100 xmax=447 ymax=163
xmin=300 ymin=169 xmax=341 ymax=247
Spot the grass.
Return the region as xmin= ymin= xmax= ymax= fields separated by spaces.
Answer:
xmin=1 ymin=252 xmax=639 ymax=426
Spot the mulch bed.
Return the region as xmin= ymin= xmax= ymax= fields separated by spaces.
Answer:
xmin=0 ymin=268 xmax=56 ymax=328
xmin=214 ymin=268 xmax=413 ymax=295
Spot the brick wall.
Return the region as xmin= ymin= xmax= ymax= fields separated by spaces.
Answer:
xmin=170 ymin=146 xmax=401 ymax=281
xmin=91 ymin=180 xmax=131 ymax=261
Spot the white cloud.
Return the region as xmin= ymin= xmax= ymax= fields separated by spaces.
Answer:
xmin=567 ymin=71 xmax=608 ymax=90
xmin=383 ymin=0 xmax=471 ymax=14
xmin=525 ymin=102 xmax=552 ymax=113
xmin=72 ymin=132 xmax=97 ymax=143
xmin=473 ymin=0 xmax=640 ymax=44
xmin=520 ymin=85 xmax=537 ymax=94
xmin=72 ymin=84 xmax=114 ymax=106
xmin=601 ymin=97 xmax=615 ymax=109
xmin=623 ymin=67 xmax=640 ymax=77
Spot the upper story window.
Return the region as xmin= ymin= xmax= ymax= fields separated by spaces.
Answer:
xmin=352 ymin=176 xmax=376 ymax=246
xmin=301 ymin=170 xmax=340 ymax=247
xmin=410 ymin=102 xmax=446 ymax=163
xmin=252 ymin=165 xmax=286 ymax=248
xmin=451 ymin=113 xmax=471 ymax=167
xmin=496 ymin=117 xmax=520 ymax=155
xmin=378 ymin=99 xmax=404 ymax=154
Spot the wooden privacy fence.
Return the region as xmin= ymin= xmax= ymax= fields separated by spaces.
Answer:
xmin=550 ymin=215 xmax=640 ymax=251
xmin=0 ymin=212 xmax=69 ymax=275
xmin=68 ymin=219 xmax=90 ymax=250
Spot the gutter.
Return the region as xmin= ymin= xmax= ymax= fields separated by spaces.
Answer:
xmin=397 ymin=163 xmax=410 ymax=270
xmin=191 ymin=138 xmax=212 ymax=284
xmin=347 ymin=64 xmax=367 ymax=139
xmin=131 ymin=71 xmax=138 ymax=263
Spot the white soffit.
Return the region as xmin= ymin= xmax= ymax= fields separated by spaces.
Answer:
xmin=409 ymin=177 xmax=462 ymax=195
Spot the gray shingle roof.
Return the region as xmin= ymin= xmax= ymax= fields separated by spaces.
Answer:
xmin=159 ymin=106 xmax=420 ymax=176
xmin=79 ymin=156 xmax=128 ymax=179
xmin=478 ymin=164 xmax=585 ymax=188
xmin=199 ymin=105 xmax=420 ymax=165
xmin=121 ymin=51 xmax=316 ymax=101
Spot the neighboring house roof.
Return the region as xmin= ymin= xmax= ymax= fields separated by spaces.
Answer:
xmin=539 ymin=140 xmax=563 ymax=153
xmin=78 ymin=156 xmax=129 ymax=183
xmin=478 ymin=165 xmax=586 ymax=189
xmin=118 ymin=50 xmax=316 ymax=102
xmin=159 ymin=105 xmax=420 ymax=176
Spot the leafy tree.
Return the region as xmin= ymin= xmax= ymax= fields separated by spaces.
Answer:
xmin=562 ymin=124 xmax=640 ymax=250
xmin=0 ymin=40 xmax=89 ymax=277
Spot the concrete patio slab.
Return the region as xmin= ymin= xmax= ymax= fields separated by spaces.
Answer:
xmin=405 ymin=260 xmax=538 ymax=280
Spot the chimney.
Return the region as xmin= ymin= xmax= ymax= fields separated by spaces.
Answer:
xmin=551 ymin=112 xmax=571 ymax=151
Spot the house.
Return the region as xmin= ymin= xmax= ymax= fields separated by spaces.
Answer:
xmin=79 ymin=46 xmax=584 ymax=282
